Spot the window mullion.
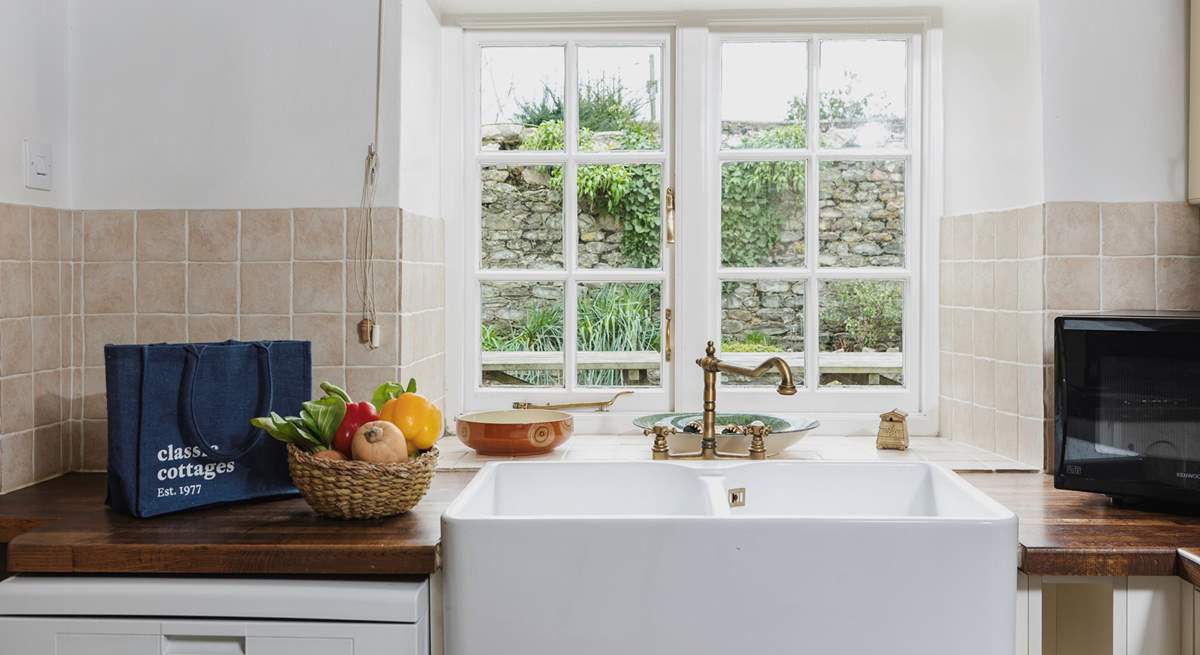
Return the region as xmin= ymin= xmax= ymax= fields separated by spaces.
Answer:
xmin=805 ymin=38 xmax=820 ymax=391
xmin=564 ymin=40 xmax=580 ymax=393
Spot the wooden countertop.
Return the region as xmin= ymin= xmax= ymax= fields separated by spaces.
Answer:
xmin=7 ymin=471 xmax=1200 ymax=582
xmin=0 ymin=473 xmax=472 ymax=576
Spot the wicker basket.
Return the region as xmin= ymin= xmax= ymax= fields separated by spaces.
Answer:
xmin=287 ymin=444 xmax=438 ymax=520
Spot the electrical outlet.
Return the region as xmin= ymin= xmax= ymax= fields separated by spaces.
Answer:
xmin=23 ymin=140 xmax=52 ymax=191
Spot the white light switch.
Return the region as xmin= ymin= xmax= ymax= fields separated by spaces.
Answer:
xmin=23 ymin=140 xmax=52 ymax=191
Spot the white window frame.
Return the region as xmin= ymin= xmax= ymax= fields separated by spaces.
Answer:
xmin=444 ymin=14 xmax=942 ymax=435
xmin=459 ymin=30 xmax=676 ymax=416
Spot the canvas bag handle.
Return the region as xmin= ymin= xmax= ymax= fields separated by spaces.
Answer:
xmin=179 ymin=342 xmax=274 ymax=463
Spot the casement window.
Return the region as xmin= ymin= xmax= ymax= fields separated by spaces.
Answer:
xmin=447 ymin=20 xmax=936 ymax=433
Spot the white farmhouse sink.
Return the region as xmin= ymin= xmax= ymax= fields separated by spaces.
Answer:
xmin=443 ymin=461 xmax=1017 ymax=655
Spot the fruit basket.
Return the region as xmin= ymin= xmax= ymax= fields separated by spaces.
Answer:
xmin=287 ymin=444 xmax=438 ymax=519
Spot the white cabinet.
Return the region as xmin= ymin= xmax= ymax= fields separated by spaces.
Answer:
xmin=0 ymin=576 xmax=430 ymax=655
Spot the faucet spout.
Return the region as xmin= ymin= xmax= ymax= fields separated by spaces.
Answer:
xmin=694 ymin=341 xmax=797 ymax=459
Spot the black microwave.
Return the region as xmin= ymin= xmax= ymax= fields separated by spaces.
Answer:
xmin=1055 ymin=311 xmax=1200 ymax=504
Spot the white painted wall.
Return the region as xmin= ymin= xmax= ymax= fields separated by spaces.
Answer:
xmin=941 ymin=0 xmax=1044 ymax=216
xmin=400 ymin=0 xmax=442 ymax=217
xmin=0 ymin=0 xmax=69 ymax=207
xmin=1041 ymin=0 xmax=1188 ymax=202
xmin=68 ymin=0 xmax=401 ymax=209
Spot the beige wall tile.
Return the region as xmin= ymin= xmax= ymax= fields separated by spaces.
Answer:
xmin=1017 ymin=205 xmax=1044 ymax=258
xmin=136 ymin=263 xmax=186 ymax=313
xmin=1018 ymin=417 xmax=1045 ymax=468
xmin=1156 ymin=203 xmax=1200 ymax=256
xmin=1 ymin=374 xmax=34 ymax=433
xmin=30 ymin=206 xmax=59 ymax=261
xmin=973 ymin=357 xmax=994 ymax=408
xmin=345 ymin=314 xmax=399 ymax=366
xmin=240 ymin=209 xmax=292 ymax=262
xmin=188 ymin=263 xmax=237 ymax=314
xmin=311 ymin=366 xmax=346 ymax=399
xmin=1017 ymin=259 xmax=1043 ymax=311
xmin=400 ymin=352 xmax=446 ymax=401
xmin=1016 ymin=312 xmax=1043 ymax=366
xmin=994 ymin=209 xmax=1019 ymax=259
xmin=400 ymin=262 xmax=445 ymax=313
xmin=994 ymin=260 xmax=1018 ymax=310
xmin=31 ymin=316 xmax=61 ymax=372
xmin=83 ymin=367 xmax=106 ymax=417
xmin=348 ymin=207 xmax=399 ymax=261
xmin=950 ymin=308 xmax=972 ymax=354
xmin=240 ymin=262 xmax=291 ymax=314
xmin=972 ymin=262 xmax=994 ymax=308
xmin=938 ymin=397 xmax=953 ymax=440
xmin=938 ymin=262 xmax=952 ymax=307
xmin=188 ymin=315 xmax=237 ymax=342
xmin=31 ymin=261 xmax=60 ymax=316
xmin=1 ymin=318 xmax=33 ymax=376
xmin=401 ymin=212 xmax=445 ymax=264
xmin=940 ymin=216 xmax=954 ymax=261
xmin=34 ymin=370 xmax=61 ymax=426
xmin=947 ymin=261 xmax=971 ymax=307
xmin=971 ymin=406 xmax=995 ymax=451
xmin=952 ymin=215 xmax=972 ymax=262
xmin=84 ymin=315 xmax=135 ymax=365
xmin=34 ymin=424 xmax=63 ymax=482
xmin=994 ymin=411 xmax=1019 ymax=460
xmin=951 ymin=400 xmax=971 ymax=441
xmin=188 ymin=210 xmax=238 ymax=261
xmin=0 ymin=431 xmax=34 ymax=492
xmin=401 ymin=309 xmax=446 ymax=366
xmin=1101 ymin=203 xmax=1155 ymax=256
xmin=136 ymin=314 xmax=187 ymax=344
xmin=994 ymin=362 xmax=1019 ymax=414
xmin=1017 ymin=364 xmax=1044 ymax=419
xmin=973 ymin=212 xmax=995 ymax=260
xmin=939 ymin=352 xmax=952 ymax=395
xmin=66 ymin=421 xmax=80 ymax=472
xmin=951 ymin=353 xmax=972 ymax=401
xmin=939 ymin=308 xmax=952 ymax=352
xmin=346 ymin=260 xmax=399 ymax=314
xmin=1100 ymin=257 xmax=1156 ymax=310
xmin=345 ymin=366 xmax=395 ymax=404
xmin=83 ymin=210 xmax=134 ymax=261
xmin=0 ymin=203 xmax=30 ymax=260
xmin=136 ymin=210 xmax=186 ymax=261
xmin=293 ymin=261 xmax=344 ymax=313
xmin=1045 ymin=202 xmax=1100 ymax=255
xmin=294 ymin=208 xmax=345 ymax=261
xmin=240 ymin=315 xmax=291 ymax=341
xmin=82 ymin=419 xmax=107 ymax=471
xmin=58 ymin=210 xmax=73 ymax=261
xmin=1044 ymin=257 xmax=1099 ymax=310
xmin=1 ymin=262 xmax=32 ymax=318
xmin=972 ymin=310 xmax=994 ymax=359
xmin=84 ymin=262 xmax=135 ymax=314
xmin=293 ymin=314 xmax=344 ymax=366
xmin=993 ymin=311 xmax=1018 ymax=362
xmin=1157 ymin=257 xmax=1200 ymax=310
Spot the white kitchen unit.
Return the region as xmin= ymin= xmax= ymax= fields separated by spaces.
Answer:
xmin=1016 ymin=574 xmax=1196 ymax=655
xmin=444 ymin=460 xmax=1018 ymax=655
xmin=0 ymin=576 xmax=430 ymax=655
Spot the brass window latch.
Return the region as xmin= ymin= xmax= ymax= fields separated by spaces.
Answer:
xmin=665 ymin=186 xmax=675 ymax=244
xmin=665 ymin=308 xmax=673 ymax=362
xmin=513 ymin=390 xmax=633 ymax=412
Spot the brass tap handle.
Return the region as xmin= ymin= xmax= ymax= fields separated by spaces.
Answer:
xmin=644 ymin=423 xmax=676 ymax=460
xmin=745 ymin=421 xmax=772 ymax=460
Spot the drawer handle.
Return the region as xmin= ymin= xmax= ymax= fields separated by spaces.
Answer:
xmin=163 ymin=635 xmax=246 ymax=655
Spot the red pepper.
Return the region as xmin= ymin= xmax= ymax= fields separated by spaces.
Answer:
xmin=333 ymin=401 xmax=379 ymax=456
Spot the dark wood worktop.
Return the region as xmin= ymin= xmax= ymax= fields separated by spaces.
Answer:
xmin=0 ymin=473 xmax=472 ymax=576
xmin=8 ymin=471 xmax=1200 ymax=582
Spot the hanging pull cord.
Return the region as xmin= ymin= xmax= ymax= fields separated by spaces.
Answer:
xmin=354 ymin=0 xmax=385 ymax=350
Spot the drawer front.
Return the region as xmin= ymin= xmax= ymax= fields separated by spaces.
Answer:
xmin=0 ymin=617 xmax=426 ymax=655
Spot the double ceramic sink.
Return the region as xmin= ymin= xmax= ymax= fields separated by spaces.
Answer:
xmin=443 ymin=460 xmax=1017 ymax=655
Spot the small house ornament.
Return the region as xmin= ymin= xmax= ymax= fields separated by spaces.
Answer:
xmin=876 ymin=408 xmax=909 ymax=450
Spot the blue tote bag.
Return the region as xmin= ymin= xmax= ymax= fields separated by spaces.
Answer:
xmin=104 ymin=340 xmax=311 ymax=518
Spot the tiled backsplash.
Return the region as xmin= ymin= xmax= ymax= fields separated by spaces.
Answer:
xmin=940 ymin=201 xmax=1200 ymax=468
xmin=0 ymin=204 xmax=445 ymax=492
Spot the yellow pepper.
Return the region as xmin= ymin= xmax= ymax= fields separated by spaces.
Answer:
xmin=379 ymin=393 xmax=443 ymax=451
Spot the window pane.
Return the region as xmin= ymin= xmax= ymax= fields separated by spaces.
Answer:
xmin=577 ymin=46 xmax=662 ymax=152
xmin=576 ymin=282 xmax=662 ymax=387
xmin=819 ymin=39 xmax=907 ymax=149
xmin=577 ymin=164 xmax=661 ymax=269
xmin=721 ymin=42 xmax=807 ymax=150
xmin=481 ymin=281 xmax=565 ymax=387
xmin=481 ymin=165 xmax=563 ymax=270
xmin=818 ymin=160 xmax=904 ymax=268
xmin=481 ymin=46 xmax=565 ymax=151
xmin=818 ymin=280 xmax=903 ymax=387
xmin=720 ymin=280 xmax=805 ymax=386
xmin=721 ymin=161 xmax=806 ymax=268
